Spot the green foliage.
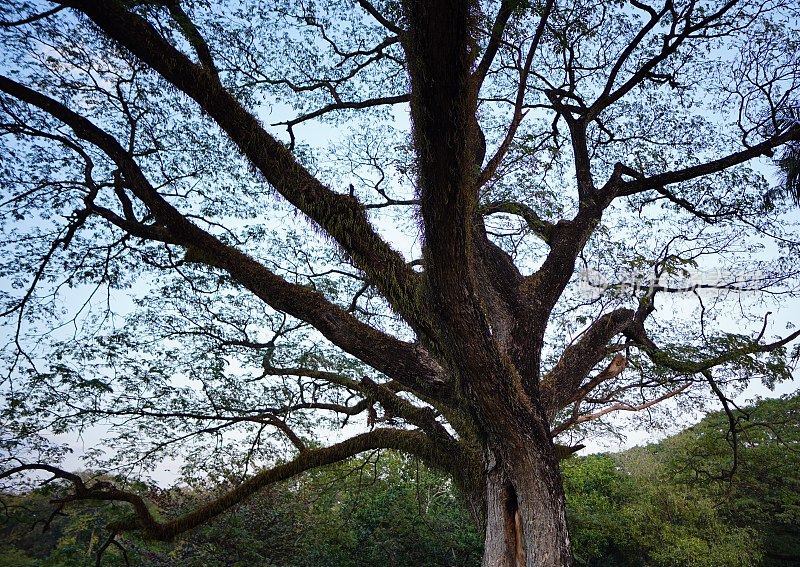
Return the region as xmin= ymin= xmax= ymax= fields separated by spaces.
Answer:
xmin=0 ymin=546 xmax=35 ymax=567
xmin=563 ymin=454 xmax=759 ymax=567
xmin=4 ymin=395 xmax=800 ymax=566
xmin=561 ymin=394 xmax=800 ymax=566
xmin=1 ymin=488 xmax=133 ymax=567
xmin=562 ymin=455 xmax=632 ymax=564
xmin=169 ymin=453 xmax=483 ymax=567
xmin=654 ymin=394 xmax=800 ymax=565
xmin=1 ymin=454 xmax=481 ymax=567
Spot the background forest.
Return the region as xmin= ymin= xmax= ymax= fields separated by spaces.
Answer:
xmin=3 ymin=394 xmax=799 ymax=567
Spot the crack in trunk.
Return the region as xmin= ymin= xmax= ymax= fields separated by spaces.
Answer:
xmin=505 ymin=484 xmax=526 ymax=567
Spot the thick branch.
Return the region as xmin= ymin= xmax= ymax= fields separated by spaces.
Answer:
xmin=404 ymin=0 xmax=495 ymax=357
xmin=356 ymin=0 xmax=403 ymax=35
xmin=640 ymin=327 xmax=800 ymax=374
xmin=60 ymin=0 xmax=423 ymax=326
xmin=165 ymin=0 xmax=218 ymax=77
xmin=359 ymin=376 xmax=458 ymax=448
xmin=0 ymin=74 xmax=449 ymax=398
xmin=507 ymin=212 xmax=606 ymax=397
xmin=566 ymin=353 xmax=629 ymax=408
xmin=540 ymin=308 xmax=635 ymax=418
xmin=472 ymin=0 xmax=515 ymax=91
xmin=615 ymin=126 xmax=800 ymax=199
xmin=402 ymin=1 xmax=539 ymax=445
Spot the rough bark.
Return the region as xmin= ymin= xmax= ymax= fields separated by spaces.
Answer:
xmin=478 ymin=437 xmax=572 ymax=567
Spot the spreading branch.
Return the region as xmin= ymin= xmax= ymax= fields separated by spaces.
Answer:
xmin=551 ymin=382 xmax=690 ymax=436
xmin=59 ymin=1 xmax=424 ymax=327
xmin=614 ymin=126 xmax=800 ymax=200
xmin=0 ymin=74 xmax=449 ymax=398
xmin=480 ymin=200 xmax=555 ymax=243
xmin=1 ymin=428 xmax=459 ymax=541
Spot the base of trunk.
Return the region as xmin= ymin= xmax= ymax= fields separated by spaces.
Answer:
xmin=480 ymin=447 xmax=572 ymax=567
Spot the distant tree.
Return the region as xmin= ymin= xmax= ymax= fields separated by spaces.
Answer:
xmin=562 ymin=454 xmax=761 ymax=567
xmin=6 ymin=391 xmax=800 ymax=567
xmin=155 ymin=453 xmax=483 ymax=567
xmin=651 ymin=394 xmax=800 ymax=565
xmin=1 ymin=481 xmax=134 ymax=566
xmin=0 ymin=1 xmax=799 ymax=565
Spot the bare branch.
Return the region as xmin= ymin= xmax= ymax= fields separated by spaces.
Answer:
xmin=587 ymin=0 xmax=742 ymax=121
xmin=356 ymin=0 xmax=403 ymax=35
xmin=165 ymin=0 xmax=218 ymax=78
xmin=480 ymin=200 xmax=555 ymax=243
xmin=541 ymin=308 xmax=635 ymax=418
xmin=0 ymin=6 xmax=65 ymax=27
xmin=701 ymin=369 xmax=741 ymax=480
xmin=598 ymin=0 xmax=671 ymax=104
xmin=566 ymin=353 xmax=629 ymax=408
xmin=551 ymin=383 xmax=690 ymax=435
xmin=276 ymin=93 xmax=410 ymax=129
xmin=478 ymin=0 xmax=555 ymax=186
xmin=95 ymin=531 xmax=130 ymax=567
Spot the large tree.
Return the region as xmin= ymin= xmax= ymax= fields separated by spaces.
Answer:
xmin=0 ymin=1 xmax=799 ymax=565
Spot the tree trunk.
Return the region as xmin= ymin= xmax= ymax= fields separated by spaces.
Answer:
xmin=479 ymin=443 xmax=572 ymax=567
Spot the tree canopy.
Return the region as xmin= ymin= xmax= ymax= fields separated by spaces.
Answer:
xmin=0 ymin=1 xmax=799 ymax=565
